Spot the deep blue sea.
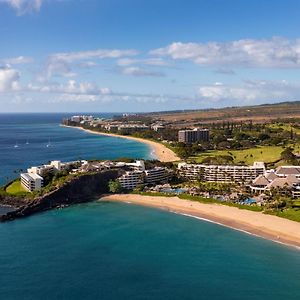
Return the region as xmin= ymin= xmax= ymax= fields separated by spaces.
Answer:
xmin=0 ymin=114 xmax=300 ymax=299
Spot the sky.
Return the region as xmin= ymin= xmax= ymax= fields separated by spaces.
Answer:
xmin=1 ymin=0 xmax=300 ymax=112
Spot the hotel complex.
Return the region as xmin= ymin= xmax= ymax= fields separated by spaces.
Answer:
xmin=178 ymin=162 xmax=265 ymax=183
xmin=250 ymin=166 xmax=300 ymax=197
xmin=20 ymin=160 xmax=81 ymax=192
xmin=20 ymin=159 xmax=169 ymax=192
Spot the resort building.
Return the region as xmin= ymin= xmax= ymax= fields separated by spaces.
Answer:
xmin=250 ymin=166 xmax=300 ymax=196
xmin=117 ymin=124 xmax=149 ymax=134
xmin=178 ymin=162 xmax=265 ymax=183
xmin=151 ymin=123 xmax=165 ymax=132
xmin=27 ymin=160 xmax=80 ymax=176
xmin=178 ymin=128 xmax=209 ymax=144
xmin=145 ymin=167 xmax=168 ymax=184
xmin=118 ymin=170 xmax=144 ymax=189
xmin=20 ymin=173 xmax=43 ymax=192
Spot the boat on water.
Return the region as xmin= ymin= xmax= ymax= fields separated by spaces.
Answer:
xmin=26 ymin=139 xmax=29 ymax=145
xmin=46 ymin=138 xmax=51 ymax=147
xmin=14 ymin=141 xmax=19 ymax=148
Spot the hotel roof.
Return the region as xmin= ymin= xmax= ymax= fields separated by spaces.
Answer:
xmin=276 ymin=166 xmax=300 ymax=175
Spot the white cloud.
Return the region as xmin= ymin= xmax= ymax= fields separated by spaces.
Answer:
xmin=197 ymin=80 xmax=299 ymax=104
xmin=117 ymin=58 xmax=169 ymax=67
xmin=28 ymin=79 xmax=112 ymax=96
xmin=121 ymin=66 xmax=165 ymax=77
xmin=50 ymin=49 xmax=139 ymax=63
xmin=1 ymin=56 xmax=33 ymax=65
xmin=39 ymin=48 xmax=139 ymax=81
xmin=151 ymin=37 xmax=300 ymax=68
xmin=0 ymin=66 xmax=20 ymax=92
xmin=1 ymin=0 xmax=42 ymax=15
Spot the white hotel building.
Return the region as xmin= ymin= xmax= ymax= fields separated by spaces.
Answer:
xmin=117 ymin=163 xmax=168 ymax=189
xmin=20 ymin=160 xmax=81 ymax=192
xmin=178 ymin=162 xmax=265 ymax=184
xmin=21 ymin=173 xmax=43 ymax=192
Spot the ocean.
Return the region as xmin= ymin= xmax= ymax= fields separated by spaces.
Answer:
xmin=0 ymin=113 xmax=152 ymax=186
xmin=0 ymin=113 xmax=300 ymax=299
xmin=0 ymin=201 xmax=300 ymax=300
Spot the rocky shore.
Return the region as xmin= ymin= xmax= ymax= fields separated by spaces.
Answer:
xmin=0 ymin=170 xmax=120 ymax=222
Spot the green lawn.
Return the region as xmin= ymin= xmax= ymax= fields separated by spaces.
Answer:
xmin=6 ymin=180 xmax=28 ymax=194
xmin=190 ymin=146 xmax=285 ymax=165
xmin=267 ymin=208 xmax=300 ymax=223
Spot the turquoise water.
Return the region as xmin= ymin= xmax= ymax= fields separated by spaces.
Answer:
xmin=1 ymin=114 xmax=300 ymax=299
xmin=0 ymin=113 xmax=152 ymax=185
xmin=0 ymin=201 xmax=299 ymax=300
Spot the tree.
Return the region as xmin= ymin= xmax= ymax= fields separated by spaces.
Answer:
xmin=108 ymin=180 xmax=123 ymax=193
xmin=280 ymin=147 xmax=296 ymax=163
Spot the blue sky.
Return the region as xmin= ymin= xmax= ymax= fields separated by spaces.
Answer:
xmin=1 ymin=0 xmax=300 ymax=112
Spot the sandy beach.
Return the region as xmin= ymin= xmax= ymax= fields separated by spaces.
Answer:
xmin=62 ymin=125 xmax=179 ymax=162
xmin=102 ymin=194 xmax=300 ymax=249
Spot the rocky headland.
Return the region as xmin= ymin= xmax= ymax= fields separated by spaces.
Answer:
xmin=0 ymin=170 xmax=120 ymax=222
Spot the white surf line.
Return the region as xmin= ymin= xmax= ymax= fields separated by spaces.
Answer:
xmin=115 ymin=201 xmax=300 ymax=251
xmin=171 ymin=210 xmax=300 ymax=251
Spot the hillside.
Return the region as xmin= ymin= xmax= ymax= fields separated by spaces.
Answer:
xmin=146 ymin=101 xmax=300 ymax=127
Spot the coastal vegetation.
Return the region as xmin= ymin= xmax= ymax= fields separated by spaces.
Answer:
xmin=6 ymin=180 xmax=27 ymax=195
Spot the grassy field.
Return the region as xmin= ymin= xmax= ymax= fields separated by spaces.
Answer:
xmin=269 ymin=123 xmax=300 ymax=135
xmin=6 ymin=180 xmax=28 ymax=194
xmin=189 ymin=146 xmax=286 ymax=165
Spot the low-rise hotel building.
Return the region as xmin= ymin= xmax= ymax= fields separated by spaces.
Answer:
xmin=118 ymin=170 xmax=144 ymax=189
xmin=178 ymin=162 xmax=265 ymax=183
xmin=250 ymin=166 xmax=300 ymax=197
xmin=21 ymin=172 xmax=43 ymax=192
xmin=145 ymin=167 xmax=168 ymax=184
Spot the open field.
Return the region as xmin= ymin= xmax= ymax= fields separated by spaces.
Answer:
xmin=147 ymin=101 xmax=300 ymax=127
xmin=268 ymin=123 xmax=300 ymax=135
xmin=6 ymin=180 xmax=27 ymax=195
xmin=189 ymin=146 xmax=286 ymax=165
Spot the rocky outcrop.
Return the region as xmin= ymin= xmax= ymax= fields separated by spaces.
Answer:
xmin=0 ymin=170 xmax=120 ymax=222
xmin=0 ymin=194 xmax=29 ymax=208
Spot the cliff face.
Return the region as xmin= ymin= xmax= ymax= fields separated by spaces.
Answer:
xmin=0 ymin=170 xmax=120 ymax=222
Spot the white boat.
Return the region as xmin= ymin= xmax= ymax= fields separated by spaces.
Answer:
xmin=46 ymin=138 xmax=51 ymax=147
xmin=26 ymin=139 xmax=29 ymax=145
xmin=14 ymin=142 xmax=19 ymax=148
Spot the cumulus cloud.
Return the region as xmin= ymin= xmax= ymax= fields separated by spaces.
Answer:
xmin=197 ymin=80 xmax=299 ymax=104
xmin=151 ymin=37 xmax=300 ymax=68
xmin=0 ymin=66 xmax=20 ymax=92
xmin=1 ymin=0 xmax=42 ymax=15
xmin=39 ymin=48 xmax=139 ymax=81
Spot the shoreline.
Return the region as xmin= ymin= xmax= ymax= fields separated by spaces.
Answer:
xmin=61 ymin=125 xmax=179 ymax=162
xmin=101 ymin=194 xmax=300 ymax=250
